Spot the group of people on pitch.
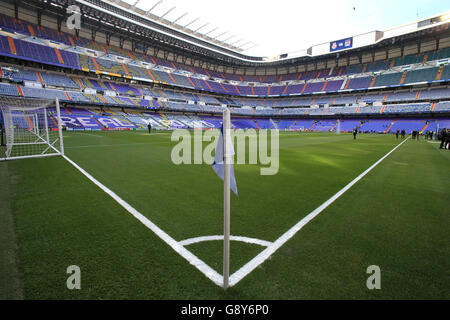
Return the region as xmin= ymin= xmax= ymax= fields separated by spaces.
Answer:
xmin=395 ymin=130 xmax=406 ymax=139
xmin=407 ymin=128 xmax=450 ymax=149
xmin=438 ymin=128 xmax=450 ymax=150
xmin=423 ymin=130 xmax=435 ymax=140
xmin=411 ymin=130 xmax=422 ymax=140
xmin=351 ymin=127 xmax=450 ymax=149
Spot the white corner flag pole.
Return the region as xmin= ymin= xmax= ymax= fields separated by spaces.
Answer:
xmin=223 ymin=108 xmax=231 ymax=289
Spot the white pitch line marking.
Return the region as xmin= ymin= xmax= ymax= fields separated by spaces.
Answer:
xmin=75 ymin=132 xmax=106 ymax=138
xmin=393 ymin=162 xmax=409 ymax=166
xmin=228 ymin=137 xmax=410 ymax=287
xmin=179 ymin=235 xmax=272 ymax=248
xmin=60 ymin=137 xmax=408 ymax=288
xmin=62 ymin=155 xmax=224 ymax=286
xmin=65 ymin=141 xmax=168 ymax=149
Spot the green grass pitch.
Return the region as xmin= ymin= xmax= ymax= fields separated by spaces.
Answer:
xmin=0 ymin=131 xmax=449 ymax=299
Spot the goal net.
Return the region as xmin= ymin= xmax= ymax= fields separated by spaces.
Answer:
xmin=0 ymin=97 xmax=64 ymax=161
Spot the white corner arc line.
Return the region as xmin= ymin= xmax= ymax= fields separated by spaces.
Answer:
xmin=61 ymin=155 xmax=224 ymax=286
xmin=228 ymin=137 xmax=410 ymax=287
xmin=179 ymin=235 xmax=273 ymax=248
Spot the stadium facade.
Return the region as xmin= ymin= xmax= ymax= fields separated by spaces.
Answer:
xmin=0 ymin=0 xmax=449 ymax=133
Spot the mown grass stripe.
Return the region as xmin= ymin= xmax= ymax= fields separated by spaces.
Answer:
xmin=0 ymin=162 xmax=23 ymax=299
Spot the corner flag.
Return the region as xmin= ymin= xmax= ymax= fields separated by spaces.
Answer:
xmin=212 ymin=119 xmax=238 ymax=196
xmin=212 ymin=108 xmax=236 ymax=289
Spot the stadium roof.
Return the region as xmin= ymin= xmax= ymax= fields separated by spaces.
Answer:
xmin=106 ymin=1 xmax=450 ymax=55
xmin=11 ymin=0 xmax=450 ymax=68
xmin=104 ymin=0 xmax=251 ymax=53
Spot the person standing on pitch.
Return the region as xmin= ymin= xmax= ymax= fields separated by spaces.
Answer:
xmin=444 ymin=129 xmax=450 ymax=150
xmin=439 ymin=128 xmax=447 ymax=149
xmin=401 ymin=129 xmax=405 ymax=139
xmin=147 ymin=122 xmax=152 ymax=134
xmin=0 ymin=121 xmax=4 ymax=147
xmin=396 ymin=129 xmax=399 ymax=139
xmin=352 ymin=127 xmax=358 ymax=140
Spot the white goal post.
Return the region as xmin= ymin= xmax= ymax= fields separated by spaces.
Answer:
xmin=0 ymin=97 xmax=64 ymax=161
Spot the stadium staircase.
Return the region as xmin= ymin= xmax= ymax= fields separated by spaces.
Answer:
xmin=121 ymin=63 xmax=130 ymax=77
xmin=74 ymin=78 xmax=85 ymax=89
xmin=7 ymin=37 xmax=17 ymax=55
xmin=219 ymin=83 xmax=228 ymax=94
xmin=420 ymin=122 xmax=429 ymax=134
xmin=24 ymin=115 xmax=34 ymax=129
xmin=300 ymin=85 xmax=307 ymax=94
xmin=288 ymin=120 xmax=298 ymax=130
xmin=389 ymin=59 xmax=396 ymax=69
xmin=145 ymin=69 xmax=158 ymax=82
xmin=384 ymin=120 xmax=397 ymax=133
xmin=308 ymin=122 xmax=317 ymax=131
xmin=399 ymin=71 xmax=407 ymax=84
xmin=99 ymin=95 xmax=109 ymax=104
xmin=436 ymin=65 xmax=445 ymax=81
xmin=91 ymin=57 xmax=101 ymax=71
xmin=54 ymin=48 xmax=65 ymax=65
xmin=343 ymin=79 xmax=350 ymax=90
xmin=68 ymin=36 xmax=76 ymax=47
xmin=416 ymin=90 xmax=421 ymax=99
xmin=91 ymin=116 xmax=105 ymax=129
xmin=49 ymin=114 xmax=59 ymax=127
xmin=27 ymin=25 xmax=35 ymax=36
xmin=36 ymin=72 xmax=44 ymax=84
xmin=167 ymin=73 xmax=177 ymax=84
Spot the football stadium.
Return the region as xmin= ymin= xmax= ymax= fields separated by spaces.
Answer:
xmin=0 ymin=0 xmax=449 ymax=304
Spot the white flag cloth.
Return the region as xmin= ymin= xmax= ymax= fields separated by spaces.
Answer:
xmin=212 ymin=125 xmax=238 ymax=196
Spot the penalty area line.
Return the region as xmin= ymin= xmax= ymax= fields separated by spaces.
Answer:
xmin=61 ymin=155 xmax=224 ymax=287
xmin=229 ymin=137 xmax=410 ymax=287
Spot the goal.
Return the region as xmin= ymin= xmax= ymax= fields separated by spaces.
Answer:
xmin=0 ymin=97 xmax=64 ymax=161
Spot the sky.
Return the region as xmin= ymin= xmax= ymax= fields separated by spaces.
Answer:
xmin=120 ymin=0 xmax=450 ymax=57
